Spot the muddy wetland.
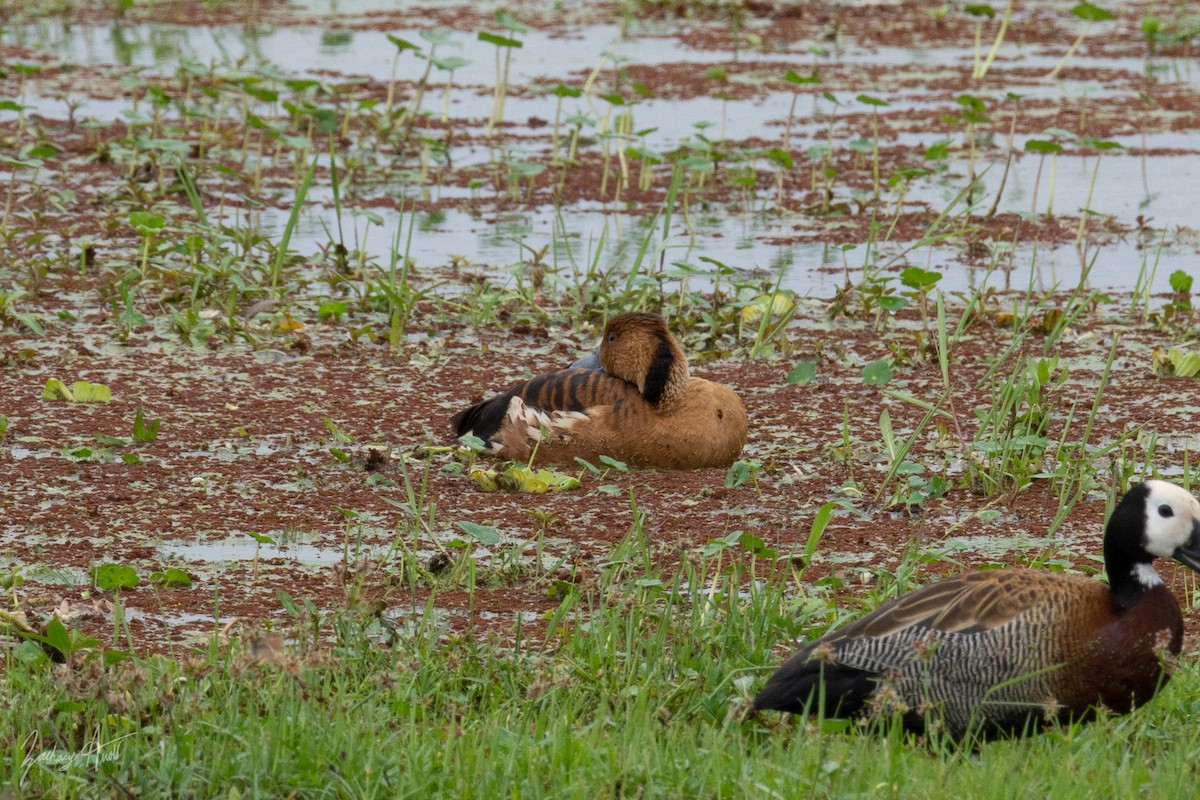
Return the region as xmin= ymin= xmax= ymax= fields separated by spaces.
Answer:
xmin=3 ymin=0 xmax=1200 ymax=795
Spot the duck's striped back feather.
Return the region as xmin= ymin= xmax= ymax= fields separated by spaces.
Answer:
xmin=451 ymin=368 xmax=642 ymax=442
xmin=753 ymin=570 xmax=1133 ymax=736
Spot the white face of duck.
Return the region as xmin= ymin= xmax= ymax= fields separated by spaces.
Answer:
xmin=1141 ymin=480 xmax=1200 ymax=572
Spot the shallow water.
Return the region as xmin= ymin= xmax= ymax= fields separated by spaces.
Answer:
xmin=7 ymin=8 xmax=1200 ymax=298
xmin=156 ymin=535 xmax=371 ymax=566
xmin=263 ymin=202 xmax=1197 ymax=298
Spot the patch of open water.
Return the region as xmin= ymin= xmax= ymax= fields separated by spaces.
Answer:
xmin=263 ymin=202 xmax=1199 ymax=299
xmin=7 ymin=11 xmax=1200 ymax=299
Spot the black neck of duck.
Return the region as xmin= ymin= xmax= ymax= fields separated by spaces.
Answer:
xmin=1104 ymin=483 xmax=1155 ymax=611
xmin=1108 ymin=564 xmax=1157 ymax=611
xmin=641 ymin=335 xmax=688 ymax=408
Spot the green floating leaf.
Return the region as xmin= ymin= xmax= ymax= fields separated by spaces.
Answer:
xmin=786 ymin=360 xmax=817 ymax=386
xmin=323 ymin=418 xmax=351 ymax=444
xmin=741 ymin=292 xmax=795 ymax=323
xmin=847 ymin=137 xmax=874 ymax=154
xmin=128 ymin=211 xmax=165 ymax=231
xmin=419 ymin=28 xmax=453 ymax=47
xmin=309 ymin=108 xmax=338 ymax=135
xmin=478 ymin=31 xmax=522 ymax=48
xmin=42 ymin=378 xmax=73 ymax=401
xmin=150 ymin=567 xmax=193 ymax=588
xmin=739 ymin=533 xmax=773 ymax=557
xmin=92 ymin=563 xmax=139 ymax=591
xmin=573 ymin=457 xmax=600 ymax=474
xmin=956 ymin=93 xmax=987 ymax=114
xmin=1024 ymin=139 xmax=1063 ymax=154
xmin=13 ymin=640 xmax=48 ymax=665
xmin=1072 ymin=1 xmax=1113 ymax=22
xmin=1078 ymin=136 xmax=1122 ymax=151
xmin=456 ymin=521 xmax=502 ymax=544
xmin=598 ymin=455 xmax=629 ymax=472
xmin=386 ymin=35 xmax=420 ymax=52
xmin=0 ymin=156 xmax=42 ymax=169
xmin=725 ymin=459 xmax=762 ymax=489
xmin=703 ymin=530 xmax=744 ymax=556
xmin=924 ymin=140 xmax=951 ymax=160
xmin=1169 ymin=349 xmax=1200 ymax=378
xmin=319 ymin=300 xmax=348 ymax=321
xmin=470 ymin=464 xmax=582 ymax=493
xmin=494 ymin=9 xmax=530 ymax=34
xmin=137 ymin=137 xmax=190 ymax=156
xmin=765 ymin=147 xmax=794 ymax=169
xmin=72 ymin=381 xmax=112 ymax=403
xmin=457 ymin=434 xmax=487 ymax=453
xmin=93 ymin=432 xmax=130 ymax=446
xmin=862 ymin=359 xmax=894 ymax=386
xmin=784 ymin=69 xmax=820 ymax=85
xmin=900 ymin=267 xmax=943 ymax=291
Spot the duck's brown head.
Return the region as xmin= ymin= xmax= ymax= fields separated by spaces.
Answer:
xmin=599 ymin=312 xmax=690 ymax=408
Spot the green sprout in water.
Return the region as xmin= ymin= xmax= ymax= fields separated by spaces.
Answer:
xmin=1024 ymin=132 xmax=1069 ymax=217
xmin=1048 ymin=1 xmax=1114 ymax=79
xmin=479 ymin=11 xmax=528 ymax=136
xmin=383 ymin=35 xmax=420 ymax=125
xmin=855 ymin=93 xmax=889 ymax=201
xmin=246 ymin=531 xmax=277 ymax=580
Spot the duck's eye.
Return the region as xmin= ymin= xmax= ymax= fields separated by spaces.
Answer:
xmin=607 ymin=332 xmax=616 ymax=342
xmin=1158 ymin=504 xmax=1174 ymax=518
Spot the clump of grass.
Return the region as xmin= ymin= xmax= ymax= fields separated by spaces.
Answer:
xmin=966 ymin=354 xmax=1066 ymax=499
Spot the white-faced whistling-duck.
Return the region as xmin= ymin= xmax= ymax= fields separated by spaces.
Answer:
xmin=753 ymin=480 xmax=1200 ymax=739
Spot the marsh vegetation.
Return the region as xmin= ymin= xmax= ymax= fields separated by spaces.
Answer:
xmin=3 ymin=0 xmax=1200 ymax=795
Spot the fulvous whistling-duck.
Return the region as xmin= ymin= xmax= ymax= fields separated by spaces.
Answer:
xmin=450 ymin=312 xmax=747 ymax=470
xmin=753 ymin=480 xmax=1200 ymax=738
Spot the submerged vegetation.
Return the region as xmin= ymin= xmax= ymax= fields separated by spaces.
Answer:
xmin=2 ymin=0 xmax=1200 ymax=795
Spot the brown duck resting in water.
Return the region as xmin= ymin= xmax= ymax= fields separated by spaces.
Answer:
xmin=450 ymin=312 xmax=748 ymax=469
xmin=753 ymin=480 xmax=1200 ymax=739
